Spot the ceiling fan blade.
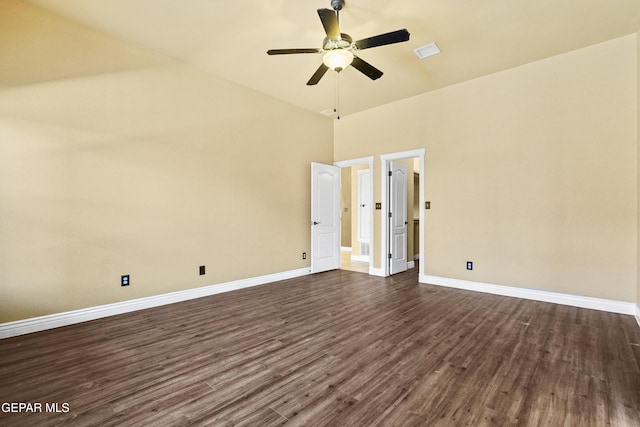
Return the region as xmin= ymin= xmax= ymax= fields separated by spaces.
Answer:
xmin=318 ymin=8 xmax=341 ymax=40
xmin=351 ymin=55 xmax=383 ymax=80
xmin=307 ymin=63 xmax=330 ymax=86
xmin=354 ymin=29 xmax=410 ymax=50
xmin=267 ymin=48 xmax=321 ymax=55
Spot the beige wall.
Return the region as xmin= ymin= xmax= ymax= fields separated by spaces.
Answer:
xmin=0 ymin=2 xmax=334 ymax=324
xmin=0 ymin=65 xmax=332 ymax=323
xmin=637 ymin=31 xmax=640 ymax=310
xmin=335 ymin=35 xmax=638 ymax=302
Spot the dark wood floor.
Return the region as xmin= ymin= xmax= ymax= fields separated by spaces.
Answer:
xmin=1 ymin=267 xmax=639 ymax=426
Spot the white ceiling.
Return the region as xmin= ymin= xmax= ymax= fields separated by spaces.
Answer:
xmin=10 ymin=0 xmax=640 ymax=117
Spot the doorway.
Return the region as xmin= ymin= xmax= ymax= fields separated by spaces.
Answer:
xmin=335 ymin=157 xmax=374 ymax=274
xmin=311 ymin=151 xmax=423 ymax=278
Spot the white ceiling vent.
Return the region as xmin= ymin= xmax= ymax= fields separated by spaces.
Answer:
xmin=414 ymin=42 xmax=441 ymax=59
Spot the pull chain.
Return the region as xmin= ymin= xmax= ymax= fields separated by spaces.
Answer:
xmin=334 ymin=71 xmax=341 ymax=120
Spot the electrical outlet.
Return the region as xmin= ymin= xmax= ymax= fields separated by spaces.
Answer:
xmin=302 ymin=252 xmax=307 ymax=260
xmin=425 ymin=201 xmax=431 ymax=209
xmin=121 ymin=275 xmax=130 ymax=286
xmin=199 ymin=265 xmax=206 ymax=276
xmin=466 ymin=261 xmax=473 ymax=271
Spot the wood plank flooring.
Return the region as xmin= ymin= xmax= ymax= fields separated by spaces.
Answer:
xmin=1 ymin=267 xmax=639 ymax=426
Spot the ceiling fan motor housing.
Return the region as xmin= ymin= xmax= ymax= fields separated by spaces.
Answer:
xmin=331 ymin=0 xmax=345 ymax=11
xmin=323 ymin=33 xmax=352 ymax=50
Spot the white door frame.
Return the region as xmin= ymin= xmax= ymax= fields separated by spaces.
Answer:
xmin=334 ymin=156 xmax=375 ymax=275
xmin=380 ymin=149 xmax=425 ymax=278
xmin=355 ymin=168 xmax=372 ymax=262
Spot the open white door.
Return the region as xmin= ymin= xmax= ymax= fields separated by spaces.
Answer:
xmin=311 ymin=162 xmax=341 ymax=273
xmin=389 ymin=161 xmax=408 ymax=275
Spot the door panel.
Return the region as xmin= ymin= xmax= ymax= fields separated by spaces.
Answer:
xmin=390 ymin=161 xmax=408 ymax=274
xmin=311 ymin=162 xmax=341 ymax=273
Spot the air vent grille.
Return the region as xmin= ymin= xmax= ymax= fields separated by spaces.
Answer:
xmin=360 ymin=242 xmax=370 ymax=257
xmin=414 ymin=42 xmax=441 ymax=59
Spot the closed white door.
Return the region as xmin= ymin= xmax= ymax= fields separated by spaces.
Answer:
xmin=311 ymin=162 xmax=341 ymax=273
xmin=389 ymin=161 xmax=408 ymax=275
xmin=357 ymin=169 xmax=371 ymax=260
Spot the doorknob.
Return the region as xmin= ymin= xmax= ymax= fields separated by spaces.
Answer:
xmin=313 ymin=221 xmax=321 ymax=225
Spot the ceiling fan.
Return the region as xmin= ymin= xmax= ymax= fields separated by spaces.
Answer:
xmin=267 ymin=0 xmax=410 ymax=86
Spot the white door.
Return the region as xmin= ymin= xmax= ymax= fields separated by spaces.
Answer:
xmin=311 ymin=162 xmax=341 ymax=273
xmin=357 ymin=169 xmax=371 ymax=261
xmin=389 ymin=161 xmax=408 ymax=274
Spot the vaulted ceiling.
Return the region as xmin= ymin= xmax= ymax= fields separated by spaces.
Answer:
xmin=4 ymin=0 xmax=640 ymax=117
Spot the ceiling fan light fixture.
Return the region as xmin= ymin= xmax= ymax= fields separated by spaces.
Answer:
xmin=323 ymin=49 xmax=353 ymax=72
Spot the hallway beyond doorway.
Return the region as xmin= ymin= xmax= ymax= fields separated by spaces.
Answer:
xmin=340 ymin=249 xmax=369 ymax=274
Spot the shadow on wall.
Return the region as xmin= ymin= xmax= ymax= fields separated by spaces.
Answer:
xmin=0 ymin=0 xmax=170 ymax=88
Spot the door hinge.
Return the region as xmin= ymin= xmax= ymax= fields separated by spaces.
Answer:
xmin=388 ymin=253 xmax=392 ymax=259
xmin=388 ymin=212 xmax=392 ymax=218
xmin=388 ymin=171 xmax=392 ymax=177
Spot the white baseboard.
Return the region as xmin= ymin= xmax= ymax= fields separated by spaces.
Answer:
xmin=351 ymin=255 xmax=370 ymax=263
xmin=635 ymin=305 xmax=640 ymax=328
xmin=341 ymin=246 xmax=352 ymax=252
xmin=0 ymin=268 xmax=311 ymax=339
xmin=6 ymin=269 xmax=632 ymax=339
xmin=368 ymin=263 xmax=414 ymax=277
xmin=370 ymin=267 xmax=386 ymax=277
xmin=420 ymin=274 xmax=637 ymax=316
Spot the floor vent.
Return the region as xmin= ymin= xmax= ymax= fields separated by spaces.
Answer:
xmin=360 ymin=242 xmax=370 ymax=257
